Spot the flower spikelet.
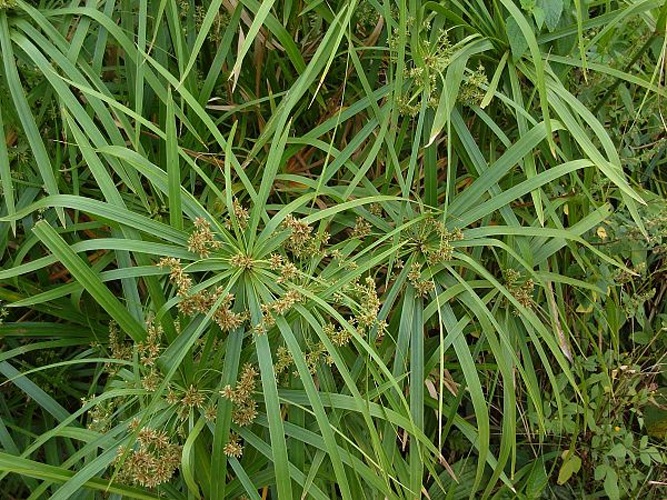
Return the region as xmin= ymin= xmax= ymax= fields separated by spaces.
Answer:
xmin=188 ymin=217 xmax=222 ymax=258
xmin=224 ymin=433 xmax=244 ymax=458
xmin=115 ymin=427 xmax=181 ymax=488
xmin=220 ymin=364 xmax=259 ymax=427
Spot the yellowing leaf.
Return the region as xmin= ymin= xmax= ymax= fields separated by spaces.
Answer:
xmin=557 ymin=453 xmax=581 ymax=485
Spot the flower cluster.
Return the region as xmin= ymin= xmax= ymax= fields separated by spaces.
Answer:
xmin=351 ymin=217 xmax=372 ymax=239
xmin=504 ymin=269 xmax=535 ymax=310
xmin=354 ymin=2 xmax=380 ymax=38
xmin=408 ymin=262 xmax=435 ymax=297
xmin=281 ymin=215 xmax=328 ymax=258
xmin=137 ymin=320 xmax=162 ymax=367
xmin=107 ymin=321 xmax=132 ymax=375
xmin=458 ymin=65 xmax=488 ymax=107
xmin=115 ymin=425 xmax=181 ymax=488
xmin=324 ymin=322 xmax=352 ymax=347
xmin=224 ymin=433 xmax=244 ymax=458
xmin=224 ymin=198 xmax=250 ymax=230
xmin=84 ymin=399 xmax=115 ymax=433
xmin=212 ymin=293 xmax=248 ymax=332
xmin=178 ymin=0 xmax=230 ymax=44
xmin=188 ymin=217 xmax=222 ymax=258
xmin=274 ymin=346 xmax=294 ymax=377
xmin=230 ymin=252 xmax=254 ymax=270
xmin=220 ymin=364 xmax=259 ymax=427
xmin=352 ymin=276 xmax=382 ymax=334
xmin=158 ymin=257 xmax=192 ymax=297
xmin=159 ymin=257 xmax=249 ymax=332
xmin=394 ymin=28 xmax=454 ymax=116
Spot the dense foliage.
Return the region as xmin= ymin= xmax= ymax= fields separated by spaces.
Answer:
xmin=0 ymin=0 xmax=666 ymax=498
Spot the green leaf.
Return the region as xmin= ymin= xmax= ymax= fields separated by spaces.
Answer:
xmin=165 ymin=88 xmax=183 ymax=231
xmin=532 ymin=6 xmax=545 ymax=30
xmin=0 ymin=451 xmax=159 ymax=499
xmin=594 ymin=463 xmax=609 ymax=481
xmin=31 ymin=220 xmax=146 ymax=342
xmin=0 ymin=12 xmax=63 ymax=224
xmin=557 ymin=453 xmax=581 ymax=485
xmin=604 ymin=467 xmax=620 ymax=500
xmin=608 ymin=442 xmax=626 ymax=459
xmin=506 ymin=16 xmax=529 ymax=60
xmin=525 ymin=458 xmax=548 ymax=498
xmin=538 ymin=0 xmax=563 ymax=31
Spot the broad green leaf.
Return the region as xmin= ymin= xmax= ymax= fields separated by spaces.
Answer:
xmin=557 ymin=453 xmax=581 ymax=485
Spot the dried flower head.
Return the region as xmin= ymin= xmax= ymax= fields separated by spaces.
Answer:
xmin=182 ymin=384 xmax=206 ymax=408
xmin=136 ymin=319 xmax=162 ymax=367
xmin=230 ymin=252 xmax=254 ymax=270
xmin=324 ymin=322 xmax=352 ymax=347
xmin=408 ymin=262 xmax=434 ymax=297
xmin=158 ymin=257 xmax=192 ymax=297
xmin=223 ymin=434 xmax=244 ymax=458
xmin=351 ymin=217 xmax=372 ymax=239
xmin=220 ymin=364 xmax=259 ymax=427
xmin=115 ymin=427 xmax=181 ymax=488
xmin=188 ymin=217 xmax=222 ymax=258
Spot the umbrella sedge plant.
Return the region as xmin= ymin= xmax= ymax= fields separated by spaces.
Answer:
xmin=0 ymin=0 xmax=663 ymax=498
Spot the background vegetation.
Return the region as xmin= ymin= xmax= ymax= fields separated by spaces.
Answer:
xmin=0 ymin=0 xmax=666 ymax=498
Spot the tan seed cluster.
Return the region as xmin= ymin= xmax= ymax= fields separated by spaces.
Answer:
xmin=220 ymin=363 xmax=259 ymax=427
xmin=408 ymin=262 xmax=435 ymax=297
xmin=182 ymin=384 xmax=206 ymax=408
xmin=187 ymin=217 xmax=222 ymax=258
xmin=351 ymin=217 xmax=372 ymax=239
xmin=230 ymin=252 xmax=254 ymax=270
xmin=137 ymin=320 xmax=162 ymax=367
xmin=115 ymin=427 xmax=181 ymax=488
xmin=223 ymin=433 xmax=244 ymax=458
xmin=158 ymin=257 xmax=192 ymax=297
xmin=281 ymin=215 xmax=328 ymax=258
xmin=324 ymin=322 xmax=352 ymax=347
